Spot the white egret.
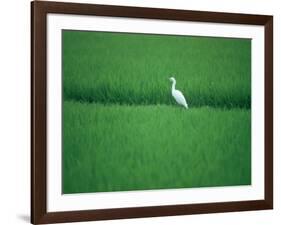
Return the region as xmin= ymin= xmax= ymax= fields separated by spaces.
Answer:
xmin=169 ymin=77 xmax=188 ymax=109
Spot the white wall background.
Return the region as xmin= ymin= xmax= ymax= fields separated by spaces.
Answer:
xmin=0 ymin=0 xmax=279 ymax=224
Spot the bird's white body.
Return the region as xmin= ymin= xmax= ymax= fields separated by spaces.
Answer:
xmin=169 ymin=77 xmax=188 ymax=109
xmin=172 ymin=89 xmax=188 ymax=108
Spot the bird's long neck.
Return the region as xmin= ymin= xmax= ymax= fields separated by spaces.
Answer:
xmin=171 ymin=80 xmax=176 ymax=92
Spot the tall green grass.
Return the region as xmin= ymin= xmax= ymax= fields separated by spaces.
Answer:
xmin=63 ymin=31 xmax=251 ymax=108
xmin=62 ymin=30 xmax=252 ymax=194
xmin=63 ymin=101 xmax=251 ymax=193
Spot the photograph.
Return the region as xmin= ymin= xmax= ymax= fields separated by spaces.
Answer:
xmin=62 ymin=30 xmax=251 ymax=194
xmin=31 ymin=2 xmax=273 ymax=223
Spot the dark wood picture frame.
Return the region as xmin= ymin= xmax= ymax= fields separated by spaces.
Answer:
xmin=31 ymin=1 xmax=273 ymax=224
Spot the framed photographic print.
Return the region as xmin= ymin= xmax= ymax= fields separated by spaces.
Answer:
xmin=31 ymin=1 xmax=273 ymax=224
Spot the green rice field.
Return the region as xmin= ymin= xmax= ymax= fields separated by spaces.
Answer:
xmin=62 ymin=30 xmax=251 ymax=194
